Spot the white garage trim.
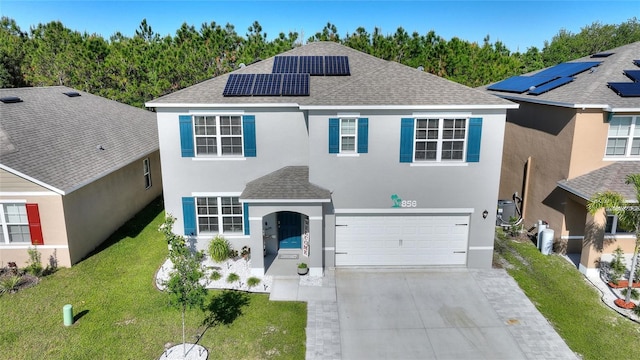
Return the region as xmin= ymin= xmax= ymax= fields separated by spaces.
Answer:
xmin=335 ymin=208 xmax=474 ymax=214
xmin=335 ymin=213 xmax=470 ymax=267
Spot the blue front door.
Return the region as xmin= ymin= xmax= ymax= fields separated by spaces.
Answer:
xmin=278 ymin=212 xmax=302 ymax=249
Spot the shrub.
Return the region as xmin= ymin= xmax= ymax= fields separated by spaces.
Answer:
xmin=621 ymin=288 xmax=640 ymax=301
xmin=298 ymin=262 xmax=307 ymax=269
xmin=25 ymin=247 xmax=43 ymax=277
xmin=247 ymin=277 xmax=261 ymax=289
xmin=226 ymin=273 xmax=240 ymax=284
xmin=210 ymin=270 xmax=222 ymax=281
xmin=610 ymin=247 xmax=626 ymax=285
xmin=0 ymin=275 xmax=23 ymax=295
xmin=633 ymin=304 xmax=640 ymax=317
xmin=208 ymin=235 xmax=230 ymax=262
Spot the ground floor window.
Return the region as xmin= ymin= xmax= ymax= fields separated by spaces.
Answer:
xmin=143 ymin=158 xmax=152 ymax=189
xmin=605 ymin=214 xmax=632 ymax=234
xmin=0 ymin=203 xmax=31 ymax=243
xmin=196 ymin=196 xmax=243 ymax=234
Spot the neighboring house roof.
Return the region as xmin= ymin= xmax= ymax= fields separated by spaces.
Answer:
xmin=557 ymin=161 xmax=640 ymax=201
xmin=482 ymin=41 xmax=640 ymax=111
xmin=146 ymin=41 xmax=516 ymax=110
xmin=240 ymin=166 xmax=331 ymax=201
xmin=0 ymin=86 xmax=158 ymax=195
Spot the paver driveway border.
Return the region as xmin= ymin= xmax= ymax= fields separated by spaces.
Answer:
xmin=336 ymin=268 xmax=579 ymax=360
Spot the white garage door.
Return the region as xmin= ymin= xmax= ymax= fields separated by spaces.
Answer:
xmin=335 ymin=214 xmax=469 ymax=266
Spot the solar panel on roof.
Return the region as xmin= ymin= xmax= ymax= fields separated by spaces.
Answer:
xmin=281 ymin=73 xmax=309 ymax=96
xmin=272 ymin=56 xmax=299 ymax=73
xmin=624 ymin=70 xmax=640 ymax=82
xmin=528 ymin=77 xmax=574 ymax=95
xmin=325 ymin=56 xmax=350 ymax=75
xmin=608 ymin=82 xmax=640 ymax=97
xmin=299 ymin=56 xmax=324 ymax=75
xmin=535 ymin=61 xmax=600 ymax=78
xmin=223 ymin=73 xmax=256 ymax=96
xmin=487 ymin=75 xmax=558 ymax=93
xmin=591 ymin=52 xmax=614 ymax=58
xmin=252 ymin=74 xmax=282 ymax=96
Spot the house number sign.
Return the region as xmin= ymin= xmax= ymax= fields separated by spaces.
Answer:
xmin=391 ymin=194 xmax=417 ymax=208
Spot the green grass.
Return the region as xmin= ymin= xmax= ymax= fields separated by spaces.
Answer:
xmin=0 ymin=197 xmax=306 ymax=359
xmin=495 ymin=229 xmax=640 ymax=360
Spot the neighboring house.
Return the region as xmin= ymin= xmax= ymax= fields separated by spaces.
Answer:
xmin=0 ymin=86 xmax=162 ymax=267
xmin=146 ymin=41 xmax=517 ymax=276
xmin=483 ymin=41 xmax=640 ymax=276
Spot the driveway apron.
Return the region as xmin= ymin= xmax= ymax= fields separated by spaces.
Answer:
xmin=336 ymin=268 xmax=577 ymax=360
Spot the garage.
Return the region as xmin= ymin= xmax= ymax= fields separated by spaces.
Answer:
xmin=335 ymin=214 xmax=470 ymax=266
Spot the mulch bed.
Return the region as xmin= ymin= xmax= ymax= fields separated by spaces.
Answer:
xmin=614 ymin=298 xmax=637 ymax=309
xmin=608 ymin=281 xmax=640 ymax=289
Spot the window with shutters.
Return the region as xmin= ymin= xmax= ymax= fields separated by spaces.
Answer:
xmin=194 ymin=115 xmax=243 ymax=156
xmin=329 ymin=117 xmax=368 ymax=154
xmin=400 ymin=117 xmax=481 ymax=163
xmin=196 ymin=197 xmax=243 ymax=234
xmin=0 ymin=203 xmax=30 ymax=243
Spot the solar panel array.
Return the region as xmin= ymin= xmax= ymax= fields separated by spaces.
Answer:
xmin=488 ymin=61 xmax=601 ymax=95
xmin=607 ymin=60 xmax=640 ymax=97
xmin=223 ymin=73 xmax=309 ymax=97
xmin=271 ymin=55 xmax=350 ymax=75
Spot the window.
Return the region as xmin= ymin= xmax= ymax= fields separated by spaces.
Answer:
xmin=143 ymin=158 xmax=152 ymax=189
xmin=196 ymin=197 xmax=243 ymax=234
xmin=194 ymin=115 xmax=242 ymax=156
xmin=415 ymin=118 xmax=466 ymax=161
xmin=606 ymin=116 xmax=640 ymax=157
xmin=1 ymin=203 xmax=30 ymax=243
xmin=340 ymin=119 xmax=357 ymax=152
xmin=179 ymin=115 xmax=256 ymax=158
xmin=605 ymin=214 xmax=632 ymax=234
xmin=328 ymin=117 xmax=368 ymax=154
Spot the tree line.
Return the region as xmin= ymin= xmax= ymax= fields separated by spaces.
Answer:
xmin=1 ymin=16 xmax=639 ymax=108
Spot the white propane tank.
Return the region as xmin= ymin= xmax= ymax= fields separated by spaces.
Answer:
xmin=537 ymin=220 xmax=548 ymax=250
xmin=541 ymin=228 xmax=554 ymax=255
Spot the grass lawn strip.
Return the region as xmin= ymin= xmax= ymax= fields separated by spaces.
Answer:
xmin=0 ymin=197 xmax=306 ymax=359
xmin=495 ymin=230 xmax=640 ymax=360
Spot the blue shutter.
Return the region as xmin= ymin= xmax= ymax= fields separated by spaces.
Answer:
xmin=182 ymin=197 xmax=196 ymax=236
xmin=243 ymin=115 xmax=256 ymax=157
xmin=399 ymin=118 xmax=414 ymax=163
xmin=329 ymin=118 xmax=339 ymax=154
xmin=467 ymin=118 xmax=482 ymax=163
xmin=179 ymin=115 xmax=194 ymax=157
xmin=357 ymin=118 xmax=369 ymax=153
xmin=243 ymin=202 xmax=250 ymax=235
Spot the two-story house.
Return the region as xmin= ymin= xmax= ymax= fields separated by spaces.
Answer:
xmin=146 ymin=41 xmax=517 ymax=276
xmin=483 ymin=41 xmax=640 ymax=276
xmin=0 ymin=86 xmax=162 ymax=267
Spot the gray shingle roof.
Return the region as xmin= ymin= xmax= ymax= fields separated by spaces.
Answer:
xmin=482 ymin=41 xmax=640 ymax=110
xmin=147 ymin=41 xmax=515 ymax=108
xmin=557 ymin=161 xmax=640 ymax=201
xmin=240 ymin=166 xmax=331 ymax=200
xmin=0 ymin=86 xmax=158 ymax=194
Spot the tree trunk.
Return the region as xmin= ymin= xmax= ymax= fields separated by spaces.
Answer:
xmin=626 ymin=244 xmax=639 ymax=303
xmin=182 ymin=304 xmax=186 ymax=357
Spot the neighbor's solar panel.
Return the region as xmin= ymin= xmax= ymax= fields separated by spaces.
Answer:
xmin=252 ymin=74 xmax=282 ymax=96
xmin=624 ymin=70 xmax=640 ymax=82
xmin=528 ymin=77 xmax=574 ymax=95
xmin=223 ymin=74 xmax=256 ymax=96
xmin=281 ymin=73 xmax=309 ymax=96
xmin=535 ymin=61 xmax=600 ymax=78
xmin=608 ymin=82 xmax=640 ymax=97
xmin=325 ymin=56 xmax=350 ymax=75
xmin=299 ymin=56 xmax=324 ymax=75
xmin=272 ymin=56 xmax=299 ymax=73
xmin=487 ymin=75 xmax=557 ymax=93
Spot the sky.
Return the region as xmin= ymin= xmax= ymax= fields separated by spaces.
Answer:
xmin=1 ymin=0 xmax=637 ymax=52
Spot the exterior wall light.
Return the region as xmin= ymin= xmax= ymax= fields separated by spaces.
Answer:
xmin=482 ymin=210 xmax=489 ymax=219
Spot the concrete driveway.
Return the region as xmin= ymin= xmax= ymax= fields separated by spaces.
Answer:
xmin=336 ymin=268 xmax=578 ymax=360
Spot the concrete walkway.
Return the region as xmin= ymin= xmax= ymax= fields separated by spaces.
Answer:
xmin=271 ymin=268 xmax=578 ymax=360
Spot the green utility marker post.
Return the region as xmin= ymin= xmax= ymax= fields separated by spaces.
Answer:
xmin=63 ymin=304 xmax=73 ymax=326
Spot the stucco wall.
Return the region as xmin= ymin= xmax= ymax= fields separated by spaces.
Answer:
xmin=63 ymin=151 xmax=162 ymax=264
xmin=568 ymin=110 xmax=610 ymax=179
xmin=0 ymin=171 xmax=71 ymax=267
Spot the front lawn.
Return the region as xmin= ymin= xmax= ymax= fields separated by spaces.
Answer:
xmin=0 ymin=197 xmax=306 ymax=359
xmin=494 ymin=229 xmax=640 ymax=360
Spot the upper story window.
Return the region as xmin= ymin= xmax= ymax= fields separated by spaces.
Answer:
xmin=194 ymin=115 xmax=243 ymax=156
xmin=400 ymin=117 xmax=482 ymax=163
xmin=605 ymin=214 xmax=632 ymax=234
xmin=0 ymin=203 xmax=44 ymax=245
xmin=606 ymin=116 xmax=640 ymax=157
xmin=329 ymin=117 xmax=368 ymax=154
xmin=179 ymin=114 xmax=256 ymax=158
